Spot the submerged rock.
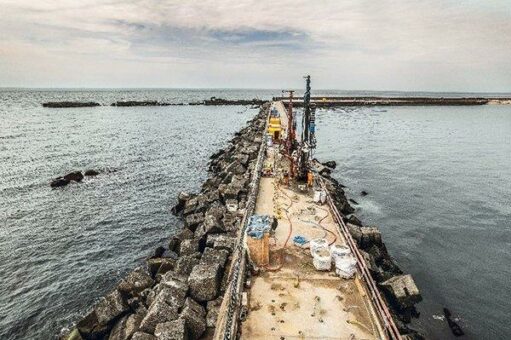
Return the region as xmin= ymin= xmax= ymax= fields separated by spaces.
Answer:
xmin=64 ymin=171 xmax=84 ymax=182
xmin=50 ymin=177 xmax=70 ymax=188
xmin=84 ymin=169 xmax=100 ymax=176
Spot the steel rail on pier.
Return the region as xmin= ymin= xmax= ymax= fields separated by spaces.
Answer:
xmin=319 ymin=177 xmax=402 ymax=340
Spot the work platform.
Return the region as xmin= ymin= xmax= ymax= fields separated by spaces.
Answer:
xmin=240 ymin=103 xmax=382 ymax=339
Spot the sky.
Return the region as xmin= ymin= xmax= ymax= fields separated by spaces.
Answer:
xmin=0 ymin=0 xmax=510 ymax=91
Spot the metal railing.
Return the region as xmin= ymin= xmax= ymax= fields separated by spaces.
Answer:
xmin=319 ymin=176 xmax=402 ymax=340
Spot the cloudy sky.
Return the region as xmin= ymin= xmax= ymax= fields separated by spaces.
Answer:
xmin=1 ymin=0 xmax=510 ymax=91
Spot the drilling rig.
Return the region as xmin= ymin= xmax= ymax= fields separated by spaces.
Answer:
xmin=295 ymin=75 xmax=317 ymax=181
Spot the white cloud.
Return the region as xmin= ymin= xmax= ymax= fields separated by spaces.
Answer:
xmin=0 ymin=0 xmax=510 ymax=90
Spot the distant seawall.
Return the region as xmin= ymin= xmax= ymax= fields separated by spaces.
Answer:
xmin=273 ymin=96 xmax=511 ymax=107
xmin=43 ymin=96 xmax=511 ymax=108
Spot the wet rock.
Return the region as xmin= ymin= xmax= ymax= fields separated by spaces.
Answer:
xmin=360 ymin=226 xmax=382 ymax=248
xmin=169 ymin=229 xmax=194 ymax=253
xmin=64 ymin=171 xmax=84 ymax=182
xmin=139 ymin=297 xmax=179 ymax=334
xmin=175 ymin=253 xmax=201 ymax=276
xmin=322 ymin=160 xmax=337 ymax=169
xmin=184 ymin=213 xmax=205 ymax=232
xmin=444 ymin=307 xmax=464 ymax=336
xmin=180 ymin=298 xmax=206 ymax=339
xmin=65 ymin=328 xmax=83 ymax=340
xmin=84 ymin=169 xmax=100 ymax=176
xmin=76 ymin=310 xmax=109 ymax=338
xmin=349 ymin=198 xmax=359 ymax=205
xmin=154 ymin=319 xmax=188 ymax=340
xmin=95 ymin=289 xmax=129 ymax=326
xmin=188 ymin=263 xmax=221 ymax=302
xmin=171 ymin=191 xmax=191 ymax=216
xmin=381 ymin=274 xmax=422 ymax=309
xmin=108 ymin=313 xmax=142 ymax=340
xmin=118 ymin=267 xmax=154 ymax=297
xmin=131 ymin=332 xmax=156 ymax=340
xmin=206 ymin=297 xmax=223 ymax=328
xmin=346 ymin=223 xmax=362 ymax=245
xmin=51 ymin=177 xmax=70 ymax=188
xmin=179 ymin=238 xmax=199 ymax=256
xmin=346 ymin=215 xmax=363 ymax=227
xmin=155 ymin=258 xmax=176 ymax=279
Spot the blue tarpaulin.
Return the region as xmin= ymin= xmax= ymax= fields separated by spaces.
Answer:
xmin=247 ymin=214 xmax=271 ymax=239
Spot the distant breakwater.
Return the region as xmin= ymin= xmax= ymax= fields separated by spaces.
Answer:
xmin=42 ymin=96 xmax=511 ymax=108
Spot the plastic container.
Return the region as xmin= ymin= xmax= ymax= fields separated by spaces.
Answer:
xmin=312 ymin=247 xmax=332 ymax=271
xmin=310 ymin=238 xmax=328 ymax=256
xmin=330 ymin=244 xmax=351 ymax=262
xmin=335 ymin=255 xmax=357 ymax=279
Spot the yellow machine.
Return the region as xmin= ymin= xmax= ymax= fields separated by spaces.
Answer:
xmin=267 ymin=116 xmax=282 ymax=141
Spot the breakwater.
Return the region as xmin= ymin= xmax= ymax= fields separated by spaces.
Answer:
xmin=273 ymin=96 xmax=511 ymax=107
xmin=61 ymin=101 xmax=422 ymax=340
xmin=61 ymin=105 xmax=268 ymax=340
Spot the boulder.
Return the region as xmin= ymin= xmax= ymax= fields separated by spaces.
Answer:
xmin=207 ymin=234 xmax=236 ymax=253
xmin=360 ymin=226 xmax=382 ymax=248
xmin=347 ymin=223 xmax=362 ymax=245
xmin=322 ymin=160 xmax=337 ymax=169
xmin=95 ymin=289 xmax=129 ymax=326
xmin=206 ymin=297 xmax=223 ymax=328
xmin=169 ymin=229 xmax=194 ymax=253
xmin=381 ymin=274 xmax=422 ymax=309
xmin=50 ymin=177 xmax=70 ymax=188
xmin=108 ymin=313 xmax=142 ymax=340
xmin=154 ymin=319 xmax=189 ymax=340
xmin=200 ymin=247 xmax=229 ymax=269
xmin=131 ymin=332 xmax=156 ymax=340
xmin=155 ymin=258 xmax=176 ymax=279
xmin=179 ymin=238 xmax=200 ymax=256
xmin=184 ymin=213 xmax=205 ymax=232
xmin=175 ymin=253 xmax=201 ymax=276
xmin=171 ymin=191 xmax=191 ymax=216
xmin=118 ymin=267 xmax=154 ymax=297
xmin=180 ymin=298 xmax=206 ymax=340
xmin=76 ymin=310 xmax=109 ymax=339
xmin=159 ymin=272 xmax=189 ymax=308
xmin=84 ymin=169 xmax=100 ymax=176
xmin=64 ymin=171 xmax=84 ymax=182
xmin=139 ymin=297 xmax=179 ymax=334
xmin=195 ymin=214 xmax=224 ymax=238
xmin=346 ymin=215 xmax=363 ymax=227
xmin=188 ymin=263 xmax=221 ymax=302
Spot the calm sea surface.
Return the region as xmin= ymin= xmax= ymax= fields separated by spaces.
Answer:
xmin=0 ymin=89 xmax=509 ymax=339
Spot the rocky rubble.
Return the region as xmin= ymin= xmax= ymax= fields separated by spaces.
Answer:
xmin=321 ymin=172 xmax=423 ymax=338
xmin=62 ymin=104 xmax=269 ymax=340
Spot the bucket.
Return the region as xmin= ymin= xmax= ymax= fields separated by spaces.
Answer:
xmin=335 ymin=255 xmax=357 ymax=279
xmin=312 ymin=247 xmax=332 ymax=271
xmin=310 ymin=238 xmax=328 ymax=256
xmin=330 ymin=244 xmax=351 ymax=262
